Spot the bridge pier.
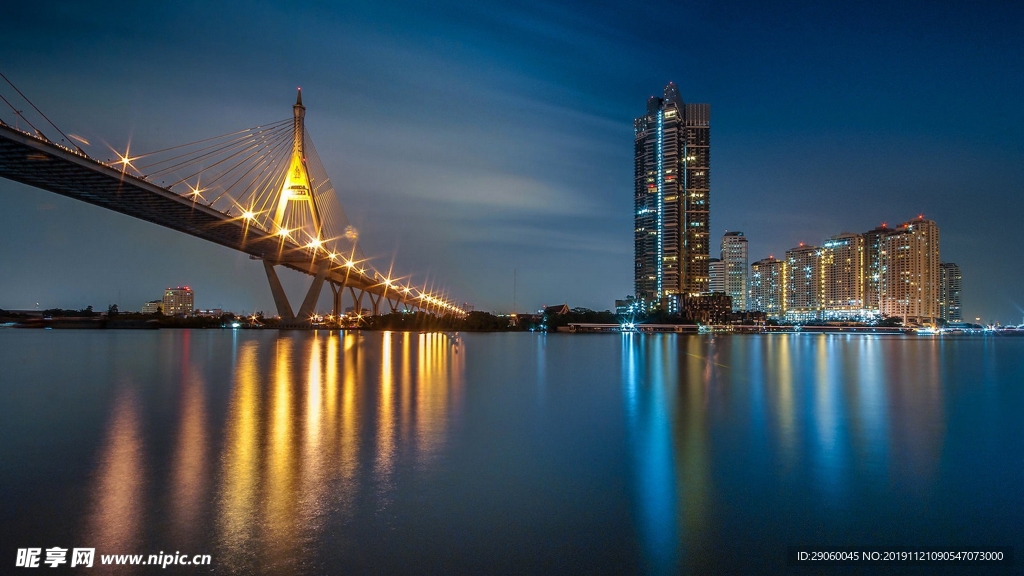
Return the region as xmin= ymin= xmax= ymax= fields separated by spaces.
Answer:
xmin=367 ymin=292 xmax=381 ymax=316
xmin=329 ymin=281 xmax=343 ymax=319
xmin=263 ymin=260 xmax=295 ymax=320
xmin=348 ymin=286 xmax=364 ymax=316
xmin=263 ymin=260 xmax=329 ymax=328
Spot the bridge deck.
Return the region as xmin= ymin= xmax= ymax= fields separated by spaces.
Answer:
xmin=0 ymin=123 xmax=396 ymax=298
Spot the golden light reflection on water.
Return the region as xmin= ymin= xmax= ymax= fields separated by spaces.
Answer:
xmin=219 ymin=342 xmax=261 ymax=559
xmin=338 ymin=331 xmax=361 ymax=511
xmin=170 ymin=363 xmax=209 ymax=546
xmin=416 ymin=333 xmax=464 ymax=465
xmin=212 ymin=331 xmax=463 ymax=567
xmin=375 ymin=332 xmax=396 ymax=482
xmin=265 ymin=337 xmax=297 ymax=562
xmin=85 ymin=387 xmax=145 ymax=563
xmin=298 ymin=334 xmax=328 ymax=537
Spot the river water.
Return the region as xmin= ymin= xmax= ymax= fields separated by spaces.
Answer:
xmin=1 ymin=330 xmax=1021 ymax=574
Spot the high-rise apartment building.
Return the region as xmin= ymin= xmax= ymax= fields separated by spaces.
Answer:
xmin=634 ymin=82 xmax=710 ymax=308
xmin=939 ymin=262 xmax=962 ymax=323
xmin=880 ymin=217 xmax=940 ymax=324
xmin=708 ymin=258 xmax=725 ymax=293
xmin=749 ymin=256 xmax=786 ymax=319
xmin=721 ymin=231 xmax=748 ymax=311
xmin=785 ymin=244 xmax=820 ymax=321
xmin=820 ymin=232 xmax=865 ymax=317
xmin=163 ymin=286 xmax=195 ymax=316
xmin=862 ymin=224 xmax=892 ymax=311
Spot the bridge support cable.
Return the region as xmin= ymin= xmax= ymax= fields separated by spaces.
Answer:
xmin=0 ymin=71 xmax=84 ymax=154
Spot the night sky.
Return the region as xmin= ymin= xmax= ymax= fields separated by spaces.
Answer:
xmin=1 ymin=1 xmax=1021 ymax=322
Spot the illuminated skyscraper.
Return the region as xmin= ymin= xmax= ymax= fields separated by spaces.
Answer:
xmin=939 ymin=262 xmax=962 ymax=323
xmin=880 ymin=217 xmax=940 ymax=324
xmin=163 ymin=286 xmax=194 ymax=316
xmin=708 ymin=258 xmax=725 ymax=293
xmin=749 ymin=256 xmax=786 ymax=319
xmin=634 ymin=82 xmax=710 ymax=307
xmin=721 ymin=231 xmax=748 ymax=311
xmin=820 ymin=232 xmax=865 ymax=317
xmin=785 ymin=244 xmax=820 ymax=321
xmin=862 ymin=224 xmax=893 ymax=311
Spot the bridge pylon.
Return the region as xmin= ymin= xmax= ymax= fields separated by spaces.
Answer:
xmin=272 ymin=88 xmax=323 ymax=240
xmin=263 ymin=90 xmax=334 ymax=328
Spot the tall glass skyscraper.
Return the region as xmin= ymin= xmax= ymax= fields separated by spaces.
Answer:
xmin=634 ymin=82 xmax=710 ymax=308
xmin=939 ymin=262 xmax=962 ymax=323
xmin=721 ymin=231 xmax=748 ymax=311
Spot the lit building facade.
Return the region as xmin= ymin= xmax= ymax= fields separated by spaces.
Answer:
xmin=939 ymin=262 xmax=962 ymax=323
xmin=679 ymin=293 xmax=732 ymax=325
xmin=880 ymin=217 xmax=940 ymax=325
xmin=708 ymin=258 xmax=725 ymax=293
xmin=141 ymin=300 xmax=162 ymax=315
xmin=784 ymin=244 xmax=820 ymax=321
xmin=634 ymin=82 xmax=710 ymax=308
xmin=820 ymin=232 xmax=867 ymax=318
xmin=749 ymin=257 xmax=786 ymax=320
xmin=862 ymin=224 xmax=892 ymax=311
xmin=163 ymin=286 xmax=195 ymax=316
xmin=721 ymin=231 xmax=748 ymax=311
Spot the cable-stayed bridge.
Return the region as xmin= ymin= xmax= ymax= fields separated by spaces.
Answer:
xmin=0 ymin=87 xmax=465 ymax=325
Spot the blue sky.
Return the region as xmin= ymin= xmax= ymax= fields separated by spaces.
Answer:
xmin=1 ymin=1 xmax=1021 ymax=321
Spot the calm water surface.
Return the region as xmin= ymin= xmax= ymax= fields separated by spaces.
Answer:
xmin=1 ymin=330 xmax=1022 ymax=574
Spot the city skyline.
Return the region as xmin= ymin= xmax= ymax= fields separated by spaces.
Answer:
xmin=1 ymin=1 xmax=1022 ymax=322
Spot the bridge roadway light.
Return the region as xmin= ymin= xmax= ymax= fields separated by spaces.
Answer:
xmin=114 ymin=146 xmax=137 ymax=173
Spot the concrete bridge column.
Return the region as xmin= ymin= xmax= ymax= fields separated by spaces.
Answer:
xmin=263 ymin=259 xmax=329 ymax=327
xmin=348 ymin=286 xmax=364 ymax=316
xmin=329 ymin=281 xmax=343 ymax=318
xmin=367 ymin=292 xmax=381 ymax=316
